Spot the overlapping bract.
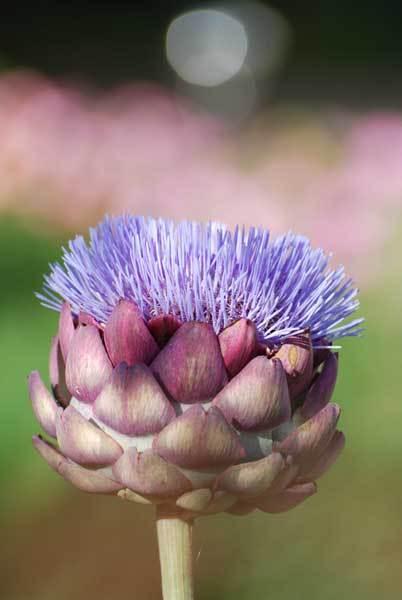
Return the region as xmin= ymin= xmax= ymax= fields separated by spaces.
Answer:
xmin=30 ymin=300 xmax=344 ymax=518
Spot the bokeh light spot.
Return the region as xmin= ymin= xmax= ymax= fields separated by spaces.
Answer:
xmin=166 ymin=9 xmax=248 ymax=87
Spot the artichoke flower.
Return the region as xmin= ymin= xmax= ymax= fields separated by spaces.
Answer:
xmin=30 ymin=216 xmax=361 ymax=519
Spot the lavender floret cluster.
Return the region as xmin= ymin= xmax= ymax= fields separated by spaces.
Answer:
xmin=39 ymin=215 xmax=362 ymax=345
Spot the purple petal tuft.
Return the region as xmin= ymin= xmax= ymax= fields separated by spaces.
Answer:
xmin=29 ymin=371 xmax=59 ymax=437
xmin=256 ymin=481 xmax=317 ymax=513
xmin=38 ymin=216 xmax=363 ymax=345
xmin=151 ymin=322 xmax=227 ymax=403
xmin=93 ymin=362 xmax=175 ymax=435
xmin=49 ymin=335 xmax=71 ymax=407
xmin=300 ymin=352 xmax=338 ymax=420
xmin=148 ymin=314 xmax=182 ymax=347
xmin=112 ymin=447 xmax=192 ymax=497
xmin=218 ymin=318 xmax=257 ymax=378
xmin=275 ymin=331 xmax=313 ymax=399
xmin=213 ymin=356 xmax=290 ymax=431
xmin=104 ymin=300 xmax=159 ymax=367
xmin=274 ymin=403 xmax=341 ymax=476
xmin=154 ymin=404 xmax=245 ymax=469
xmin=56 ymin=405 xmax=123 ymax=466
xmin=65 ymin=325 xmax=112 ymax=403
xmin=58 ymin=301 xmax=75 ymax=361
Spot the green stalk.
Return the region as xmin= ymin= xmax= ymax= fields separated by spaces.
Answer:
xmin=156 ymin=507 xmax=194 ymax=600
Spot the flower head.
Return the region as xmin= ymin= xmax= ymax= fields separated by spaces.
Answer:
xmin=30 ymin=215 xmax=361 ymax=518
xmin=39 ymin=215 xmax=362 ymax=346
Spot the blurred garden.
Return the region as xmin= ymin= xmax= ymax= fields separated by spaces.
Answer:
xmin=1 ymin=2 xmax=402 ymax=599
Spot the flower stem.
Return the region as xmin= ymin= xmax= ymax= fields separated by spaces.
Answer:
xmin=156 ymin=507 xmax=194 ymax=600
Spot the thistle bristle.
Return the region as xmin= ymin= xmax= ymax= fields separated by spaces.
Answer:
xmin=37 ymin=215 xmax=363 ymax=345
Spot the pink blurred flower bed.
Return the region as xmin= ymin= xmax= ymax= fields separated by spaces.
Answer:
xmin=0 ymin=70 xmax=227 ymax=229
xmin=0 ymin=70 xmax=401 ymax=283
xmin=237 ymin=111 xmax=402 ymax=280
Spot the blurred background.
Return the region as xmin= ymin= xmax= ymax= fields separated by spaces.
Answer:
xmin=1 ymin=1 xmax=402 ymax=599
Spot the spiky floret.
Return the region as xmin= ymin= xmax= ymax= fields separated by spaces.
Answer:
xmin=39 ymin=215 xmax=363 ymax=344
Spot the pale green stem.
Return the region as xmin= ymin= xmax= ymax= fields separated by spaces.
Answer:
xmin=156 ymin=507 xmax=194 ymax=600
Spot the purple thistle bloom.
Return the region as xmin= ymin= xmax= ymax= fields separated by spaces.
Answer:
xmin=29 ymin=213 xmax=362 ymax=520
xmin=39 ymin=215 xmax=362 ymax=345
